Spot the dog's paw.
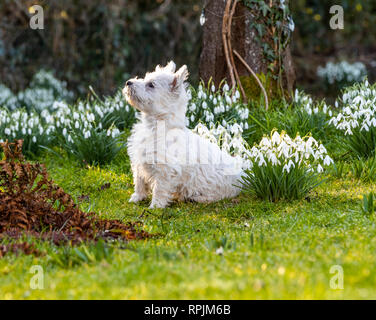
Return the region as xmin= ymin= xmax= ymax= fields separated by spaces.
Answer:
xmin=149 ymin=200 xmax=168 ymax=209
xmin=129 ymin=193 xmax=147 ymax=203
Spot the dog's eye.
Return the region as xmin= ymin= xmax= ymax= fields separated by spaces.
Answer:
xmin=147 ymin=82 xmax=154 ymax=89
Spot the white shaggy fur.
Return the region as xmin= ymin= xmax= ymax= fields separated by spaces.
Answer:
xmin=123 ymin=61 xmax=243 ymax=209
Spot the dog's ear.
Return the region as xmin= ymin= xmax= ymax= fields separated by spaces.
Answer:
xmin=156 ymin=61 xmax=176 ymax=73
xmin=165 ymin=61 xmax=176 ymax=73
xmin=171 ymin=65 xmax=189 ymax=91
xmin=176 ymin=65 xmax=189 ymax=82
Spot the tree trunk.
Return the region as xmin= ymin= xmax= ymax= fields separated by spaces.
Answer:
xmin=199 ymin=0 xmax=295 ymax=98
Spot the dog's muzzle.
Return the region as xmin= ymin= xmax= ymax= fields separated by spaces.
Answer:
xmin=123 ymin=82 xmax=141 ymax=109
xmin=123 ymin=82 xmax=132 ymax=96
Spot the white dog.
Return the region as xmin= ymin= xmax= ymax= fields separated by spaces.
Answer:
xmin=123 ymin=61 xmax=243 ymax=208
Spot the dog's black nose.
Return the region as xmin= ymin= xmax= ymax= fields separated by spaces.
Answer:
xmin=126 ymin=80 xmax=133 ymax=86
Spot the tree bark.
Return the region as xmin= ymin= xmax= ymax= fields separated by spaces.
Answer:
xmin=199 ymin=0 xmax=295 ymax=96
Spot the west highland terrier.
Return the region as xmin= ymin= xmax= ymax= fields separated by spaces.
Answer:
xmin=123 ymin=61 xmax=243 ymax=208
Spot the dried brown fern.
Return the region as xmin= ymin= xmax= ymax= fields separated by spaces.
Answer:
xmin=0 ymin=140 xmax=152 ymax=255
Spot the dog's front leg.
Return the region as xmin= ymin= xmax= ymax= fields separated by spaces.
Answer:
xmin=149 ymin=179 xmax=173 ymax=209
xmin=129 ymin=167 xmax=148 ymax=203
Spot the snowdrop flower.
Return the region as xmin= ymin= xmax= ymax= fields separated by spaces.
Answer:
xmin=317 ymin=61 xmax=367 ymax=85
xmin=193 ymin=123 xmax=249 ymax=168
xmin=189 ymin=103 xmax=196 ymax=112
xmin=257 ymin=154 xmax=266 ymax=166
xmin=200 ymin=12 xmax=206 ymax=26
xmin=323 ymin=155 xmax=333 ymax=166
xmin=260 ymin=137 xmax=271 ymax=148
xmin=248 ymin=130 xmax=333 ymax=174
xmin=186 ymin=81 xmax=249 ymax=130
xmin=215 ymin=247 xmax=224 ymax=255
xmin=329 ymin=80 xmax=376 ymax=135
xmin=288 ymin=16 xmax=295 ymax=32
xmin=271 ymin=131 xmax=280 ymax=145
xmin=268 ymin=152 xmax=278 ymax=165
xmin=112 ymin=128 xmax=120 ymax=138
xmin=283 ymin=162 xmax=291 ymax=173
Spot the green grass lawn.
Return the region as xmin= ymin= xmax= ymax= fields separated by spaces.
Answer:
xmin=1 ymin=149 xmax=376 ymax=300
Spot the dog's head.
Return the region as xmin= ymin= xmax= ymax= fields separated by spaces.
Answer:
xmin=123 ymin=61 xmax=189 ymax=117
